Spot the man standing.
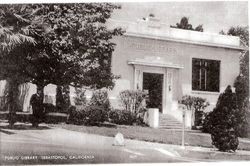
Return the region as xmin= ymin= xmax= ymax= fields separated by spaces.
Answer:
xmin=30 ymin=90 xmax=44 ymax=127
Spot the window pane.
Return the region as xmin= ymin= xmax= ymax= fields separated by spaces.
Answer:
xmin=192 ymin=59 xmax=201 ymax=90
xmin=192 ymin=58 xmax=220 ymax=92
xmin=206 ymin=60 xmax=220 ymax=92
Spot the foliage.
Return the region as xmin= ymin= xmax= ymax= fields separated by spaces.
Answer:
xmin=67 ymin=106 xmax=85 ymax=125
xmin=219 ymin=26 xmax=249 ymax=138
xmin=222 ymin=26 xmax=249 ymax=46
xmin=67 ymin=89 xmax=112 ymax=126
xmin=85 ymin=105 xmax=108 ymax=125
xmin=170 ymin=17 xmax=204 ymax=32
xmin=0 ymin=5 xmax=38 ymax=126
xmin=56 ymin=85 xmax=71 ymax=112
xmin=119 ymin=90 xmax=147 ymax=114
xmin=89 ymin=89 xmax=111 ymax=111
xmin=234 ymin=75 xmax=249 ymax=137
xmin=43 ymin=103 xmax=57 ymax=113
xmin=74 ymin=87 xmax=87 ymax=106
xmin=109 ymin=109 xmax=142 ymax=125
xmin=67 ymin=105 xmax=108 ymax=126
xmin=210 ymin=85 xmax=239 ymax=152
xmin=201 ymin=112 xmax=213 ymax=133
xmin=0 ymin=4 xmax=123 ymax=126
xmin=179 ymin=95 xmax=209 ymax=127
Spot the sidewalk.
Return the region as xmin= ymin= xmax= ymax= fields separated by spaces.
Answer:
xmin=1 ymin=121 xmax=250 ymax=162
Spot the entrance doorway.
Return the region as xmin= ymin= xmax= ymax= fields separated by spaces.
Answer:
xmin=142 ymin=72 xmax=164 ymax=112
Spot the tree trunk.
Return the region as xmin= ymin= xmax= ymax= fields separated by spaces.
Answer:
xmin=36 ymin=84 xmax=44 ymax=105
xmin=56 ymin=85 xmax=70 ymax=112
xmin=7 ymin=79 xmax=19 ymax=128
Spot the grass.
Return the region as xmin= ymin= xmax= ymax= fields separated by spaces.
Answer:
xmin=49 ymin=123 xmax=250 ymax=151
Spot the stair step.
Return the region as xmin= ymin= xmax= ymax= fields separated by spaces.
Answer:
xmin=158 ymin=114 xmax=185 ymax=129
xmin=160 ymin=120 xmax=181 ymax=123
xmin=160 ymin=124 xmax=182 ymax=126
xmin=160 ymin=121 xmax=182 ymax=123
xmin=159 ymin=126 xmax=183 ymax=129
xmin=159 ymin=123 xmax=182 ymax=125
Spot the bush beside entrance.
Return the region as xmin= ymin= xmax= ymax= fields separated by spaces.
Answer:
xmin=209 ymin=85 xmax=240 ymax=152
xmin=179 ymin=95 xmax=209 ymax=129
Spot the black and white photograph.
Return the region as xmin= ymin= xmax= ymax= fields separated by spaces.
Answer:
xmin=0 ymin=0 xmax=249 ymax=165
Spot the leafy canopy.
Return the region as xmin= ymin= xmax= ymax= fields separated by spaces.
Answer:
xmin=0 ymin=3 xmax=124 ymax=89
xmin=170 ymin=17 xmax=204 ymax=32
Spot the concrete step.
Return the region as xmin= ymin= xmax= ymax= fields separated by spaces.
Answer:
xmin=159 ymin=125 xmax=183 ymax=129
xmin=159 ymin=114 xmax=184 ymax=129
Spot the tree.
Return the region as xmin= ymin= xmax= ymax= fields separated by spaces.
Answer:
xmin=56 ymin=85 xmax=70 ymax=112
xmin=0 ymin=5 xmax=37 ymax=127
xmin=170 ymin=17 xmax=204 ymax=32
xmin=210 ymin=85 xmax=239 ymax=152
xmin=220 ymin=26 xmax=249 ymax=137
xmin=0 ymin=4 xmax=123 ymax=126
xmin=220 ymin=26 xmax=249 ymax=76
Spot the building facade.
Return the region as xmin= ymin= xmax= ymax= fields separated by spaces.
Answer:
xmin=0 ymin=17 xmax=245 ymax=127
xmin=108 ymin=17 xmax=244 ymax=125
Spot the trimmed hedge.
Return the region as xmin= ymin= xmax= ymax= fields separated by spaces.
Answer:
xmin=109 ymin=109 xmax=145 ymax=126
xmin=67 ymin=105 xmax=108 ymax=126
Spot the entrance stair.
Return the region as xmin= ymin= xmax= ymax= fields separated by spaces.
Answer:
xmin=159 ymin=114 xmax=184 ymax=129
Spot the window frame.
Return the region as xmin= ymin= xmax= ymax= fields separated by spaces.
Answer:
xmin=191 ymin=58 xmax=221 ymax=92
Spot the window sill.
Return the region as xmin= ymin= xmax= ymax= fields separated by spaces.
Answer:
xmin=191 ymin=90 xmax=220 ymax=95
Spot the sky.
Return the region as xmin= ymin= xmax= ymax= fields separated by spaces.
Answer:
xmin=110 ymin=1 xmax=248 ymax=34
xmin=0 ymin=0 xmax=248 ymax=34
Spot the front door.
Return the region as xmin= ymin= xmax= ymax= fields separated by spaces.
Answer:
xmin=142 ymin=72 xmax=164 ymax=112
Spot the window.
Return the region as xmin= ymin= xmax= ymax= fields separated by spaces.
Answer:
xmin=192 ymin=58 xmax=220 ymax=92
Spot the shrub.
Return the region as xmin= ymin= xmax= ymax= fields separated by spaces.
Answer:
xmin=43 ymin=103 xmax=57 ymax=113
xmin=201 ymin=112 xmax=213 ymax=133
xmin=119 ymin=90 xmax=147 ymax=114
xmin=56 ymin=85 xmax=71 ymax=112
xmin=67 ymin=105 xmax=108 ymax=126
xmin=85 ymin=106 xmax=108 ymax=125
xmin=210 ymin=85 xmax=239 ymax=152
xmin=234 ymin=75 xmax=249 ymax=137
xmin=74 ymin=87 xmax=87 ymax=106
xmin=67 ymin=106 xmax=86 ymax=125
xmin=179 ymin=95 xmax=209 ymax=127
xmin=89 ymin=89 xmax=111 ymax=112
xmin=109 ymin=109 xmax=138 ymax=125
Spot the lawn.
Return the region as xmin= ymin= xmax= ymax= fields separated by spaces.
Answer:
xmin=49 ymin=123 xmax=250 ymax=151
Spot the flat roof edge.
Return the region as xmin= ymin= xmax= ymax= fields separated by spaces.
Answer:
xmin=124 ymin=32 xmax=247 ymax=51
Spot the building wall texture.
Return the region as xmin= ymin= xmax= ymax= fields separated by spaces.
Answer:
xmin=110 ymin=35 xmax=241 ymax=116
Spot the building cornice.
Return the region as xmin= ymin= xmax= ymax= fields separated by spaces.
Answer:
xmin=124 ymin=32 xmax=247 ymax=51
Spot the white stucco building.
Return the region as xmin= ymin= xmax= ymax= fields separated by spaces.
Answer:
xmin=0 ymin=17 xmax=247 ymax=128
